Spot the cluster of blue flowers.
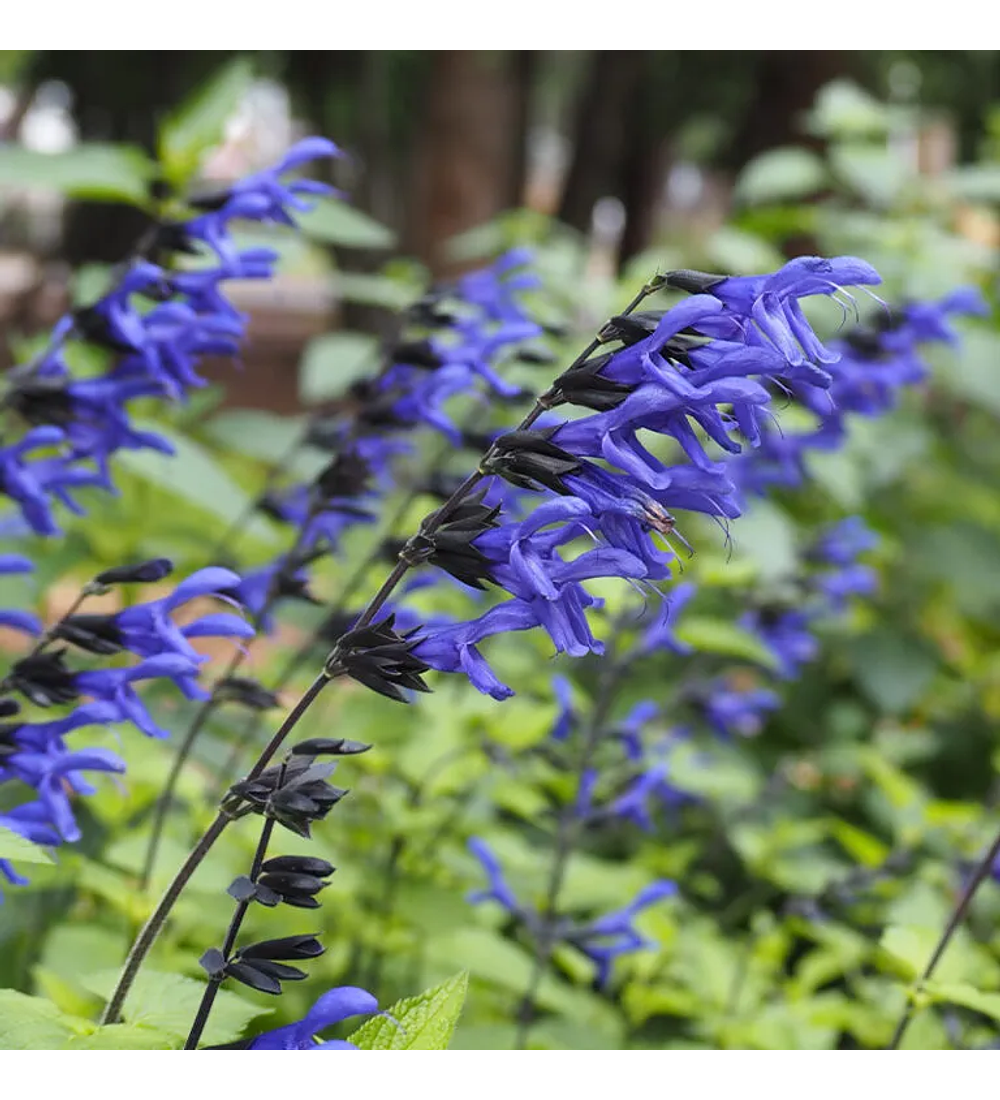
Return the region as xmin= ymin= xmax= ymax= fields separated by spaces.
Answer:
xmin=227 ymin=249 xmax=543 ymax=636
xmin=0 ymin=139 xmax=348 ymax=898
xmin=389 ymin=257 xmax=883 ymax=699
xmin=731 ymin=287 xmax=988 ymax=497
xmin=452 ymin=272 xmax=985 ymax=997
xmin=0 ymin=562 xmax=253 ymax=897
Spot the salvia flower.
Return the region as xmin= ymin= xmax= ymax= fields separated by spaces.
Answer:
xmin=246 ymin=986 xmax=378 ymax=1050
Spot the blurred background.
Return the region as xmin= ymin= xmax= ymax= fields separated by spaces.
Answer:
xmin=1 ymin=50 xmax=998 ymax=409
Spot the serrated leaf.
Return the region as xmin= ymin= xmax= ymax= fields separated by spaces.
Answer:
xmin=735 ymin=147 xmax=828 ymax=206
xmin=298 ymin=199 xmax=396 ymax=250
xmin=299 ymin=331 xmax=380 ymax=404
xmin=116 ymin=425 xmax=279 ymax=545
xmin=81 ymin=969 xmax=270 ymax=1048
xmin=0 ymin=990 xmax=88 ymax=1049
xmin=66 ymin=1024 xmax=176 ymax=1050
xmin=159 ymin=58 xmax=253 ymax=187
xmin=0 ymin=827 xmax=53 ymax=865
xmin=0 ymin=144 xmax=154 ymax=204
xmin=348 ymin=972 xmax=468 ymax=1050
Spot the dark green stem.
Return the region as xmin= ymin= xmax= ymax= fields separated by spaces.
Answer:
xmin=886 ymin=822 xmax=1000 ymax=1050
xmin=101 ymin=673 xmax=331 ymax=1024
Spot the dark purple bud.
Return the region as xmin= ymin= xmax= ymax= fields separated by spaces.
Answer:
xmin=239 ymin=934 xmax=324 ymax=961
xmin=290 ymin=737 xmax=372 ymax=757
xmin=94 ymin=558 xmax=174 ymax=586
xmin=261 ymin=855 xmax=335 ymax=877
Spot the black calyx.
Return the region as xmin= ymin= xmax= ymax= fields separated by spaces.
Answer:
xmin=545 ymin=353 xmax=635 ymax=412
xmin=290 ymin=737 xmax=371 ymax=757
xmin=403 ymin=487 xmax=500 ymax=590
xmin=327 ymin=614 xmax=431 ymax=703
xmin=52 ymin=614 xmax=124 ymax=656
xmin=224 ymin=757 xmax=348 ymax=838
xmin=481 ymin=429 xmax=582 ymax=494
xmin=661 ymin=269 xmax=727 ymax=295
xmin=94 ymin=558 xmax=174 ymax=587
xmin=5 ymin=650 xmax=78 ymax=707
xmin=3 ymin=376 xmax=74 ymax=428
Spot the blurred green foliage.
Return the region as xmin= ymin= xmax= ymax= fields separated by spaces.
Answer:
xmin=1 ymin=75 xmax=1000 ymax=1051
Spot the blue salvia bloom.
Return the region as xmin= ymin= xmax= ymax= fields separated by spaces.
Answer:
xmin=466 ymin=832 xmax=677 ymax=987
xmin=245 ymin=986 xmax=379 ymax=1050
xmin=0 ymin=701 xmax=125 ymax=895
xmin=407 ymin=258 xmax=882 ymax=700
xmin=567 ymin=881 xmax=677 ymax=987
xmin=740 ymin=517 xmax=879 ymax=679
xmin=53 ymin=566 xmax=253 ymax=662
xmin=731 ymin=286 xmax=988 ymax=497
xmin=0 ymin=554 xmax=40 ymax=636
xmin=234 ymin=249 xmax=543 ymax=640
xmin=0 ymin=140 xmax=340 ymax=536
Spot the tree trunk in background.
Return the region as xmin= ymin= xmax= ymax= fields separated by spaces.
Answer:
xmin=505 ymin=52 xmax=537 ymax=209
xmin=723 ymin=51 xmax=851 ymax=172
xmin=557 ymin=51 xmax=644 ymax=236
xmin=405 ymin=51 xmax=518 ymax=275
xmin=618 ymin=57 xmax=671 ymax=271
xmin=29 ymin=51 xmax=227 ymax=265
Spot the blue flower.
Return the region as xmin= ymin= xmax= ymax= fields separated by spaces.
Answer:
xmin=247 ymin=985 xmax=378 ymax=1050
xmin=467 ymin=837 xmax=521 ymax=912
xmin=570 ymin=880 xmax=677 ymax=986
xmin=703 ymin=683 xmax=780 ymax=739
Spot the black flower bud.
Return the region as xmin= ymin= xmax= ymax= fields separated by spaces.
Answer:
xmin=94 ymin=558 xmax=174 ymax=586
xmin=4 ymin=650 xmax=78 ymax=707
xmin=327 ymin=614 xmax=431 ymax=703
xmin=52 ymin=614 xmax=124 ymax=656
xmin=481 ymin=429 xmax=582 ymax=495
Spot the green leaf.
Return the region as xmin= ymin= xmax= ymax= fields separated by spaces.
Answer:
xmin=0 ymin=826 xmax=52 ymax=865
xmin=0 ymin=990 xmax=87 ymax=1049
xmin=879 ymin=926 xmax=976 ymax=984
xmin=0 ymin=144 xmax=155 ymax=204
xmin=735 ymin=147 xmax=828 ymax=206
xmin=926 ymin=982 xmax=1000 ymax=1023
xmin=299 ymin=331 xmax=380 ymax=404
xmin=805 ymin=79 xmax=891 ymax=139
xmin=298 ymin=198 xmax=396 ymax=250
xmin=204 ymin=409 xmax=327 ymax=482
xmin=67 ymin=1024 xmax=176 ymax=1050
xmin=115 ymin=425 xmax=278 ymax=544
xmin=159 ymin=58 xmax=253 ymax=187
xmin=674 ymin=616 xmax=779 ymax=670
xmin=831 ymin=145 xmax=909 ymax=207
xmin=81 ymin=969 xmax=270 ymax=1048
xmin=349 ymin=972 xmax=468 ymax=1050
xmin=335 ymin=271 xmax=416 ymax=310
xmin=848 ymin=630 xmax=937 ymax=713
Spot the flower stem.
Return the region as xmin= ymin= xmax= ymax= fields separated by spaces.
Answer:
xmin=141 ymin=521 xmax=320 ymax=889
xmin=185 ymin=796 xmax=280 ymax=1049
xmin=886 ymin=821 xmax=1000 ymax=1050
xmin=101 ymin=673 xmax=330 ymax=1024
xmin=105 ymin=276 xmax=662 ymax=1026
